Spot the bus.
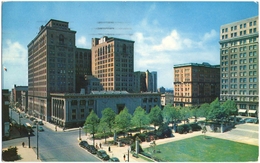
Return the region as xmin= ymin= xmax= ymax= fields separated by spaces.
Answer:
xmin=24 ymin=123 xmax=32 ymax=132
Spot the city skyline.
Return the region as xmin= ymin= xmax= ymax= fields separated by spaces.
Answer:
xmin=1 ymin=1 xmax=258 ymax=90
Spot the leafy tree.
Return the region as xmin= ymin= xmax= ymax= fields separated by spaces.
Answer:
xmin=100 ymin=108 xmax=116 ymax=132
xmin=163 ymin=104 xmax=180 ymax=129
xmin=180 ymin=107 xmax=191 ymax=124
xmin=198 ymin=103 xmax=210 ymax=122
xmin=208 ymin=98 xmax=231 ymax=122
xmin=131 ymin=106 xmax=150 ymax=133
xmin=114 ymin=107 xmax=132 ymax=137
xmin=221 ymin=100 xmax=238 ymax=117
xmin=191 ymin=106 xmax=200 ymax=123
xmin=148 ymin=105 xmax=163 ymax=130
xmin=98 ymin=120 xmax=110 ymax=143
xmin=84 ymin=110 xmax=99 ymax=145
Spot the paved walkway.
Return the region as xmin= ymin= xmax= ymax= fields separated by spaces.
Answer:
xmin=10 ymin=116 xmax=258 ymax=162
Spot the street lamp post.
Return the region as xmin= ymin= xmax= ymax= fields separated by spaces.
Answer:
xmin=28 ymin=132 xmax=31 ymax=148
xmin=79 ymin=127 xmax=82 ymax=140
xmin=37 ymin=123 xmax=39 ymax=159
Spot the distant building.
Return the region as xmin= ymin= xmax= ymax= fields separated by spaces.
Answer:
xmin=12 ymin=85 xmax=28 ymax=111
xmin=91 ymin=36 xmax=135 ymax=92
xmin=50 ymin=91 xmax=161 ymax=127
xmin=21 ymin=91 xmax=28 ymax=112
xmin=145 ymin=70 xmax=158 ymax=92
xmin=133 ymin=71 xmax=146 ymax=93
xmin=2 ymin=89 xmax=10 ymax=137
xmin=219 ymin=16 xmax=258 ymax=117
xmin=75 ymin=48 xmax=92 ymax=93
xmin=173 ymin=62 xmax=220 ymax=107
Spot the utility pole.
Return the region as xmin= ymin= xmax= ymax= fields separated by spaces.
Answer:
xmin=37 ymin=123 xmax=39 ymax=159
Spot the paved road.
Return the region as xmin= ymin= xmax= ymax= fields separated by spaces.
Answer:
xmin=4 ymin=109 xmax=101 ymax=162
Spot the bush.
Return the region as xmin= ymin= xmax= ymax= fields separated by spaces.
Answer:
xmin=177 ymin=124 xmax=192 ymax=134
xmin=2 ymin=146 xmax=18 ymax=161
xmin=157 ymin=123 xmax=172 ymax=138
xmin=190 ymin=123 xmax=202 ymax=131
xmin=130 ymin=142 xmax=144 ymax=153
xmin=133 ymin=133 xmax=146 ymax=142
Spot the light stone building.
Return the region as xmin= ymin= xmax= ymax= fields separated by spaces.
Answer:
xmin=50 ymin=91 xmax=161 ymax=127
xmin=91 ymin=36 xmax=135 ymax=92
xmin=219 ymin=16 xmax=258 ymax=117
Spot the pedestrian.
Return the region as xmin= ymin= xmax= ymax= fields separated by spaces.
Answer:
xmin=108 ymin=146 xmax=111 ymax=152
xmin=99 ymin=142 xmax=102 ymax=149
xmin=22 ymin=142 xmax=25 ymax=148
xmin=96 ymin=143 xmax=98 ymax=149
xmin=123 ymin=154 xmax=126 ymax=161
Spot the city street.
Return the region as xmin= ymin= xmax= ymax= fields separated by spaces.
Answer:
xmin=3 ymin=109 xmax=101 ymax=162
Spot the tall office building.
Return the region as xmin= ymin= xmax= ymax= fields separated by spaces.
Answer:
xmin=28 ymin=19 xmax=77 ymax=121
xmin=91 ymin=36 xmax=135 ymax=92
xmin=75 ymin=48 xmax=92 ymax=93
xmin=173 ymin=62 xmax=220 ymax=107
xmin=219 ymin=16 xmax=258 ymax=117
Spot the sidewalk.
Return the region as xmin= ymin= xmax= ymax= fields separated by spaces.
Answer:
xmin=2 ymin=146 xmax=41 ymax=162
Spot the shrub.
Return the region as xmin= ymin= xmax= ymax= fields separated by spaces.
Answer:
xmin=157 ymin=123 xmax=172 ymax=138
xmin=190 ymin=123 xmax=202 ymax=131
xmin=133 ymin=133 xmax=146 ymax=142
xmin=2 ymin=146 xmax=18 ymax=161
xmin=130 ymin=142 xmax=144 ymax=153
xmin=177 ymin=126 xmax=184 ymax=134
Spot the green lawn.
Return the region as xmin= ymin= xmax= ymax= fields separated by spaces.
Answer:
xmin=143 ymin=135 xmax=259 ymax=162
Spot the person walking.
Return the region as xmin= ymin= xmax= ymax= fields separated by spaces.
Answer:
xmin=99 ymin=142 xmax=102 ymax=149
xmin=22 ymin=142 xmax=25 ymax=148
xmin=123 ymin=154 xmax=126 ymax=161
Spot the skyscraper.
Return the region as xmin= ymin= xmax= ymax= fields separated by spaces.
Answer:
xmin=219 ymin=16 xmax=258 ymax=117
xmin=28 ymin=19 xmax=81 ymax=121
xmin=91 ymin=36 xmax=135 ymax=92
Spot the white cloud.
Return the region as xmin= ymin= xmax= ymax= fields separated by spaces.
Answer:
xmin=2 ymin=40 xmax=28 ymax=89
xmin=76 ymin=36 xmax=89 ymax=48
xmin=152 ymin=30 xmax=194 ymax=51
xmin=2 ymin=40 xmax=27 ymax=64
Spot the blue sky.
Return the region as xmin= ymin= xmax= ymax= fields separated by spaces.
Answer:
xmin=1 ymin=1 xmax=258 ymax=90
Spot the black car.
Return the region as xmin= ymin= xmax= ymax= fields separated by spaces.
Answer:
xmin=97 ymin=150 xmax=110 ymax=160
xmin=108 ymin=157 xmax=120 ymax=162
xmin=87 ymin=145 xmax=97 ymax=154
xmin=79 ymin=141 xmax=89 ymax=149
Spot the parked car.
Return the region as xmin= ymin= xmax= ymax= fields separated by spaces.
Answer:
xmin=38 ymin=126 xmax=44 ymax=131
xmin=108 ymin=157 xmax=120 ymax=162
xmin=79 ymin=141 xmax=89 ymax=149
xmin=97 ymin=150 xmax=110 ymax=160
xmin=38 ymin=121 xmax=43 ymax=125
xmin=87 ymin=145 xmax=97 ymax=154
xmin=245 ymin=118 xmax=256 ymax=123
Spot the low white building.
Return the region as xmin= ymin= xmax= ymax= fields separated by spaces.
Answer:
xmin=50 ymin=91 xmax=161 ymax=128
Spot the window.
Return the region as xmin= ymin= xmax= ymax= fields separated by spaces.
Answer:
xmin=59 ymin=34 xmax=64 ymax=44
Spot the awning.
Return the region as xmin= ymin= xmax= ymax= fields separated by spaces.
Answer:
xmin=238 ymin=109 xmax=247 ymax=113
xmin=248 ymin=110 xmax=257 ymax=114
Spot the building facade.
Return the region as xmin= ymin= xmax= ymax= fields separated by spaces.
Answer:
xmin=219 ymin=16 xmax=259 ymax=117
xmin=28 ymin=19 xmax=77 ymax=121
xmin=75 ymin=48 xmax=92 ymax=93
xmin=173 ymin=62 xmax=220 ymax=107
xmin=50 ymin=91 xmax=161 ymax=127
xmin=91 ymin=36 xmax=135 ymax=92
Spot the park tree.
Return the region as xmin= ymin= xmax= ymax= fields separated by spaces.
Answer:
xmin=180 ymin=107 xmax=191 ymax=124
xmin=114 ymin=107 xmax=132 ymax=137
xmin=221 ymin=99 xmax=238 ymax=122
xmin=208 ymin=98 xmax=231 ymax=122
xmin=98 ymin=120 xmax=110 ymax=144
xmin=100 ymin=108 xmax=116 ymax=132
xmin=148 ymin=105 xmax=163 ymax=130
xmin=84 ymin=110 xmax=99 ymax=145
xmin=198 ymin=103 xmax=210 ymax=122
xmin=163 ymin=104 xmax=180 ymax=129
xmin=191 ymin=106 xmax=200 ymax=123
xmin=131 ymin=106 xmax=150 ymax=133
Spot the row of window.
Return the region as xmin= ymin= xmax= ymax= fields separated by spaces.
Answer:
xmin=221 ymin=20 xmax=257 ymax=33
